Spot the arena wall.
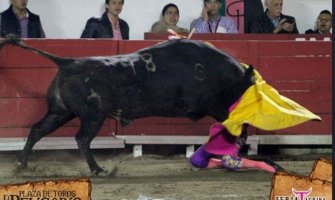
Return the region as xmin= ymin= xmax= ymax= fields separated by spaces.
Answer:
xmin=0 ymin=36 xmax=331 ymax=142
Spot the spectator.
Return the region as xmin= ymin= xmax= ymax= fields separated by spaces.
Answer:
xmin=151 ymin=3 xmax=189 ymax=35
xmin=244 ymin=0 xmax=264 ymax=33
xmin=0 ymin=0 xmax=45 ymax=38
xmin=249 ymin=0 xmax=299 ymax=34
xmin=305 ymin=10 xmax=332 ymax=34
xmin=190 ymin=0 xmax=238 ymax=33
xmin=81 ymin=0 xmax=129 ymax=39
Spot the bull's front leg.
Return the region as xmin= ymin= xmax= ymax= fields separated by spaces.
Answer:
xmin=75 ymin=116 xmax=107 ymax=176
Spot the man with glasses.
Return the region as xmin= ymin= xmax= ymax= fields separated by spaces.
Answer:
xmin=305 ymin=10 xmax=332 ymax=34
xmin=190 ymin=0 xmax=238 ymax=33
xmin=249 ymin=0 xmax=298 ymax=34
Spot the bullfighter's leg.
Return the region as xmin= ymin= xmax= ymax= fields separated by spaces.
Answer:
xmin=191 ymin=126 xmax=249 ymax=169
xmin=221 ymin=155 xmax=276 ymax=172
xmin=18 ymin=112 xmax=75 ymax=170
xmin=190 ymin=144 xmax=217 ymax=168
xmin=75 ymin=115 xmax=107 ymax=176
xmin=190 ymin=146 xmax=277 ymax=172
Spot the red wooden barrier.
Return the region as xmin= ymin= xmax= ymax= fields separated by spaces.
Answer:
xmin=0 ymin=40 xmax=119 ymax=138
xmin=255 ymin=41 xmax=331 ymax=135
xmin=144 ymin=33 xmax=332 ymax=41
xmin=0 ymin=39 xmax=331 ymax=139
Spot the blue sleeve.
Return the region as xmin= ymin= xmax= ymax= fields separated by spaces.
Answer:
xmin=190 ymin=18 xmax=210 ymax=33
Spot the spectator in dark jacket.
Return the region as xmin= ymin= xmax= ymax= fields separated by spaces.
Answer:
xmin=249 ymin=0 xmax=299 ymax=34
xmin=81 ymin=0 xmax=129 ymax=39
xmin=305 ymin=10 xmax=332 ymax=34
xmin=0 ymin=0 xmax=45 ymax=38
xmin=244 ymin=0 xmax=264 ymax=33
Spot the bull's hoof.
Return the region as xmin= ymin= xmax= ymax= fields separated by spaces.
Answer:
xmin=91 ymin=166 xmax=119 ymax=177
xmin=15 ymin=161 xmax=28 ymax=173
xmin=92 ymin=170 xmax=108 ymax=177
xmin=91 ymin=168 xmax=109 ymax=177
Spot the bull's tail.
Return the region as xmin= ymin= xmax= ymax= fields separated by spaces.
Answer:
xmin=0 ymin=34 xmax=72 ymax=66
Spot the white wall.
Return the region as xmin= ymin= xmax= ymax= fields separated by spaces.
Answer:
xmin=0 ymin=0 xmax=331 ymax=39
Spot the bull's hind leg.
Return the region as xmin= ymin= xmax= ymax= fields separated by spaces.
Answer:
xmin=75 ymin=115 xmax=107 ymax=176
xmin=17 ymin=112 xmax=74 ymax=170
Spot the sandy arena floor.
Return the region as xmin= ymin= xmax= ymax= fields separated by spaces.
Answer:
xmin=0 ymin=148 xmax=331 ymax=200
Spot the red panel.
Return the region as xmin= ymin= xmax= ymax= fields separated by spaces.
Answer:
xmin=120 ymin=117 xmax=216 ymax=136
xmin=118 ymin=40 xmax=159 ymax=54
xmin=0 ymin=45 xmax=56 ymax=69
xmin=24 ymin=40 xmax=119 ymax=57
xmin=0 ymin=98 xmax=48 ymax=127
xmin=247 ymin=41 xmax=260 ymax=67
xmin=268 ymin=80 xmax=329 ymax=90
xmin=266 ymin=80 xmax=332 ymax=113
xmin=276 ymin=90 xmax=331 ymax=113
xmin=0 ymin=98 xmax=82 ymax=127
xmin=144 ymin=33 xmax=332 ymax=41
xmin=255 ymin=114 xmax=331 ymax=135
xmin=210 ymin=41 xmax=249 ymax=62
xmin=258 ymin=41 xmax=331 ymax=56
xmin=0 ymin=68 xmax=56 ymax=98
xmin=0 ymin=98 xmax=116 ymax=134
xmin=257 ymin=55 xmax=331 ymax=114
xmin=0 ymin=39 xmax=119 ymax=69
xmin=259 ymin=57 xmax=331 ymax=81
xmin=0 ymin=125 xmax=112 ymax=138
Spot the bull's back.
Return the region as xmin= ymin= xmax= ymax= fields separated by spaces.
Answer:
xmin=127 ymin=40 xmax=247 ymax=120
xmin=138 ymin=39 xmax=245 ymax=92
xmin=53 ymin=39 xmax=247 ymax=121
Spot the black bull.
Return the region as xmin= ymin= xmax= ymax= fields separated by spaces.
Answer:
xmin=0 ymin=37 xmax=255 ymax=175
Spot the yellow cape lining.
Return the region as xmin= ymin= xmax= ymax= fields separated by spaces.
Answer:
xmin=221 ymin=63 xmax=321 ymax=136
